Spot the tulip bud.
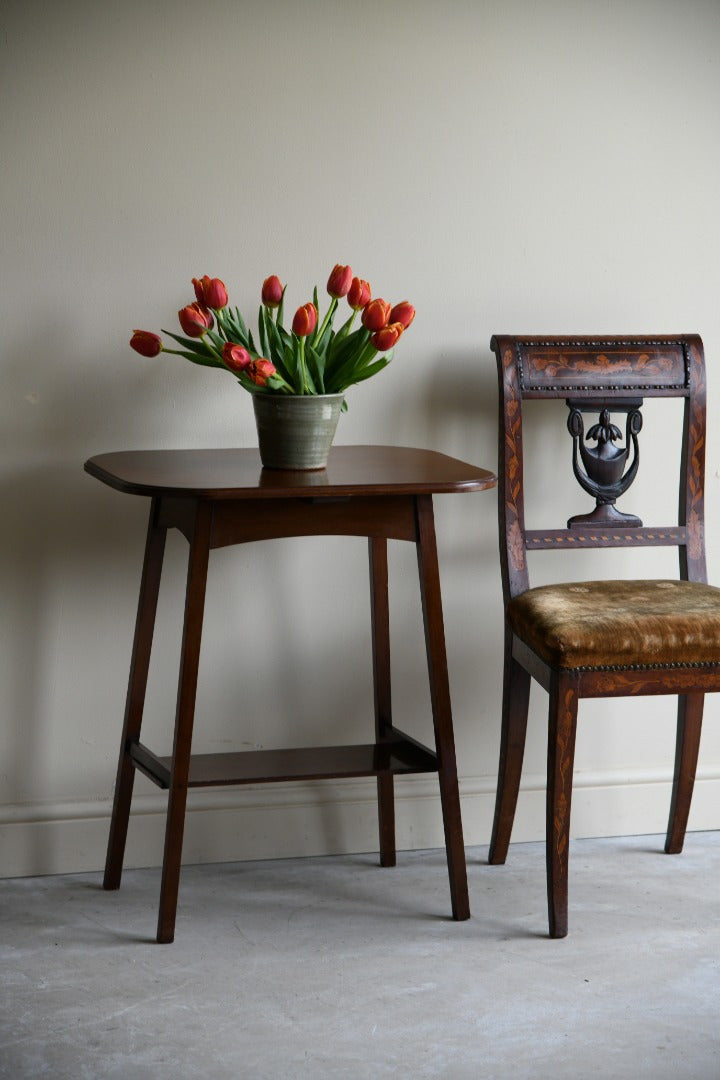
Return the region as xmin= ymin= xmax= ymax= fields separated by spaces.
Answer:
xmin=389 ymin=301 xmax=415 ymax=330
xmin=292 ymin=302 xmax=318 ymax=337
xmin=179 ymin=302 xmax=213 ymax=337
xmin=371 ymin=322 xmax=404 ymax=351
xmin=130 ymin=330 xmax=163 ymax=357
xmin=222 ymin=343 xmax=252 ymax=372
xmin=261 ymin=275 xmax=284 ymax=308
xmin=246 ymin=358 xmax=277 ymax=387
xmin=347 ymin=277 xmax=371 ymax=310
xmin=361 ymin=298 xmax=391 ymax=332
xmin=327 ymin=263 xmax=353 ymax=299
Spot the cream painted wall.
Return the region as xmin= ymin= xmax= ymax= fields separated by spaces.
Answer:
xmin=2 ymin=0 xmax=719 ymax=877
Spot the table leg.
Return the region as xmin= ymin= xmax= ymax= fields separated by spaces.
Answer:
xmin=104 ymin=499 xmax=167 ymax=891
xmin=157 ymin=503 xmax=212 ymax=943
xmin=369 ymin=537 xmax=396 ymax=867
xmin=414 ymin=495 xmax=470 ymax=921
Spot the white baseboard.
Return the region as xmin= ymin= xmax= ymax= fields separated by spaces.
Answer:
xmin=1 ymin=768 xmax=718 ymax=879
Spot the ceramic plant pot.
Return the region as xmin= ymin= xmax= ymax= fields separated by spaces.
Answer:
xmin=252 ymin=392 xmax=345 ymax=470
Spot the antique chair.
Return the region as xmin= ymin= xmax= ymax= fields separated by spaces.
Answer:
xmin=489 ymin=334 xmax=720 ymax=937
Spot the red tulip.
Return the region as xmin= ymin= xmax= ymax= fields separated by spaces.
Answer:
xmin=192 ymin=275 xmax=211 ymax=305
xmin=246 ymin=358 xmax=276 ymax=387
xmin=361 ymin=298 xmax=391 ymax=332
xmin=389 ymin=301 xmax=415 ymax=329
xmin=347 ymin=277 xmax=371 ymax=310
xmin=222 ymin=343 xmax=252 ymax=372
xmin=130 ymin=330 xmax=163 ymax=357
xmin=192 ymin=275 xmax=228 ymax=309
xmin=205 ymin=277 xmax=228 ymax=309
xmin=327 ymin=263 xmax=353 ymax=299
xmin=261 ymin=275 xmax=284 ymax=308
xmin=179 ymin=302 xmax=213 ymax=337
xmin=292 ymin=302 xmax=318 ymax=336
xmin=371 ymin=322 xmax=404 ymax=351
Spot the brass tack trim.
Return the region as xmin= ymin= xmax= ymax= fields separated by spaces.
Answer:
xmin=564 ymin=660 xmax=720 ymax=673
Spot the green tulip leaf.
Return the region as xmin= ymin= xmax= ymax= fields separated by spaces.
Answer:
xmin=165 ymin=348 xmax=225 ymax=369
xmin=258 ymin=307 xmax=270 ymax=358
xmin=306 ymin=342 xmax=326 ymax=393
xmin=347 ymin=356 xmax=391 ymax=385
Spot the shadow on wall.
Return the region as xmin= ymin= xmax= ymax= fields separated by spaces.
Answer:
xmin=417 ymin=344 xmax=499 ymax=565
xmin=1 ymin=345 xmax=159 ymax=850
xmin=391 ymin=345 xmax=498 ymax=469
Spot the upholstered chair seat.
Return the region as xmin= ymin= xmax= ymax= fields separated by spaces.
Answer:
xmin=508 ymin=579 xmax=720 ymax=670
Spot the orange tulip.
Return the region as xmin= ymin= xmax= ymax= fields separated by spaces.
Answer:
xmin=292 ymin=302 xmax=318 ymax=337
xmin=361 ymin=298 xmax=391 ymax=332
xmin=246 ymin=358 xmax=276 ymax=386
xmin=389 ymin=301 xmax=415 ymax=329
xmin=371 ymin=322 xmax=404 ymax=351
xmin=347 ymin=277 xmax=371 ymax=310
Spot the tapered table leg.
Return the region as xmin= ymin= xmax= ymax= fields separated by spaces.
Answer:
xmin=369 ymin=537 xmax=396 ymax=867
xmin=415 ymin=495 xmax=470 ymax=921
xmin=104 ymin=499 xmax=167 ymax=891
xmin=156 ymin=502 xmax=212 ymax=943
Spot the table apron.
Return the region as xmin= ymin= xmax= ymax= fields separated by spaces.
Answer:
xmin=158 ymin=494 xmax=421 ymax=546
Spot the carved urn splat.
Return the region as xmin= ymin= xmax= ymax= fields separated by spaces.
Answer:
xmin=566 ymin=399 xmax=643 ymax=528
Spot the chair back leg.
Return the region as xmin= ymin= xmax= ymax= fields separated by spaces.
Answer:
xmin=665 ymin=692 xmax=704 ymax=853
xmin=489 ymin=647 xmax=531 ymax=865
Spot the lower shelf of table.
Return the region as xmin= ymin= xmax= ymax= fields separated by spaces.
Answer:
xmin=129 ymin=729 xmax=438 ymax=789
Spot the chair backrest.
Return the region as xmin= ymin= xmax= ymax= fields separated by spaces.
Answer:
xmin=490 ymin=335 xmax=707 ymax=602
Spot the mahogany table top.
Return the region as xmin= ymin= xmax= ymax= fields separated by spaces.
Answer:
xmin=85 ymin=445 xmax=497 ymax=501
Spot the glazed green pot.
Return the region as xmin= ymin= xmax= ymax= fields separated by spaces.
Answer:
xmin=252 ymin=392 xmax=345 ymax=470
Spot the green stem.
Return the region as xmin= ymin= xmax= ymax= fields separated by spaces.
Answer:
xmin=314 ymin=297 xmax=337 ymax=344
xmin=298 ymin=336 xmax=309 ymax=394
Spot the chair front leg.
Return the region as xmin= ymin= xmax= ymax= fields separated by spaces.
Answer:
xmin=488 ymin=634 xmax=531 ymax=865
xmin=665 ymin=692 xmax=704 ymax=854
xmin=546 ymin=674 xmax=579 ymax=939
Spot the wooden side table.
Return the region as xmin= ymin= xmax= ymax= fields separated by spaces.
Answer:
xmin=85 ymin=445 xmax=496 ymax=942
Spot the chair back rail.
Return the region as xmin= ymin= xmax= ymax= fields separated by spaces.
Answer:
xmin=490 ymin=334 xmax=707 ymax=600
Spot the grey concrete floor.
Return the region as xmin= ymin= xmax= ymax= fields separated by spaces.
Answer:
xmin=1 ymin=833 xmax=718 ymax=1079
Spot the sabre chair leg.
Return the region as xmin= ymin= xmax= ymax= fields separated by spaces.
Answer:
xmin=104 ymin=499 xmax=167 ymax=891
xmin=369 ymin=537 xmax=396 ymax=867
xmin=665 ymin=692 xmax=704 ymax=854
xmin=546 ymin=674 xmax=578 ymax=939
xmin=156 ymin=503 xmax=211 ymax=944
xmin=488 ymin=641 xmax=531 ymax=865
xmin=415 ymin=495 xmax=469 ymax=921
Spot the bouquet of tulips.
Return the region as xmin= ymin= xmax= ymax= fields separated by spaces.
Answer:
xmin=130 ymin=264 xmax=415 ymax=398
